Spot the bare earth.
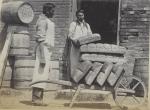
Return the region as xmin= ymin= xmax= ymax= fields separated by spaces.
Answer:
xmin=0 ymin=88 xmax=148 ymax=110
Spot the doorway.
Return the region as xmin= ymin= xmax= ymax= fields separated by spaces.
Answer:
xmin=77 ymin=0 xmax=119 ymax=44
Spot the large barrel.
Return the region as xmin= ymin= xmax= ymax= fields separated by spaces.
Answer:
xmin=12 ymin=56 xmax=35 ymax=89
xmin=9 ymin=28 xmax=30 ymax=56
xmin=1 ymin=1 xmax=34 ymax=24
xmin=133 ymin=58 xmax=149 ymax=89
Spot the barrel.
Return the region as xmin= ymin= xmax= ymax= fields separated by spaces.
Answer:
xmin=133 ymin=58 xmax=149 ymax=89
xmin=1 ymin=1 xmax=34 ymax=24
xmin=12 ymin=56 xmax=35 ymax=89
xmin=9 ymin=28 xmax=30 ymax=56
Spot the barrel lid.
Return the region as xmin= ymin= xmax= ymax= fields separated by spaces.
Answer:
xmin=1 ymin=1 xmax=34 ymax=24
xmin=18 ymin=2 xmax=34 ymax=24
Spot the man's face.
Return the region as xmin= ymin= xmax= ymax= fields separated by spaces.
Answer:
xmin=46 ymin=8 xmax=55 ymax=18
xmin=77 ymin=12 xmax=84 ymax=22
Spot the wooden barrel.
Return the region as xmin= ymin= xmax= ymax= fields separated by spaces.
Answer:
xmin=9 ymin=29 xmax=30 ymax=56
xmin=12 ymin=56 xmax=35 ymax=89
xmin=1 ymin=1 xmax=34 ymax=24
xmin=133 ymin=58 xmax=149 ymax=89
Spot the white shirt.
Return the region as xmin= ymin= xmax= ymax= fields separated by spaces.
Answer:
xmin=68 ymin=21 xmax=92 ymax=40
xmin=36 ymin=14 xmax=55 ymax=47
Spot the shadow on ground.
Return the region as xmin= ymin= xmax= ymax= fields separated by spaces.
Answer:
xmin=20 ymin=100 xmax=34 ymax=106
xmin=64 ymin=102 xmax=112 ymax=109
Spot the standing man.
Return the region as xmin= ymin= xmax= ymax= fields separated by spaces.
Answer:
xmin=31 ymin=3 xmax=55 ymax=105
xmin=68 ymin=9 xmax=92 ymax=81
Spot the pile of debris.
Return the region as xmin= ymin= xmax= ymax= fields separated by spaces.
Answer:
xmin=71 ymin=34 xmax=127 ymax=87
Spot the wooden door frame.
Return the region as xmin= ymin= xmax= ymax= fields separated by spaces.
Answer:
xmin=117 ymin=0 xmax=122 ymax=45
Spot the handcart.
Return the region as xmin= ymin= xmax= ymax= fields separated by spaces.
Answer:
xmin=30 ymin=60 xmax=147 ymax=108
xmin=30 ymin=36 xmax=147 ymax=108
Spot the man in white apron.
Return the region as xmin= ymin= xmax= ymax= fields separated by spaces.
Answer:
xmin=68 ymin=9 xmax=92 ymax=81
xmin=31 ymin=3 xmax=55 ymax=105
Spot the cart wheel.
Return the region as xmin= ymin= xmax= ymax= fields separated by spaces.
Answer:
xmin=114 ymin=75 xmax=147 ymax=108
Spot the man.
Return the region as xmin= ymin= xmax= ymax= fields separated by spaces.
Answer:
xmin=68 ymin=9 xmax=92 ymax=43
xmin=31 ymin=3 xmax=55 ymax=105
xmin=68 ymin=9 xmax=92 ymax=80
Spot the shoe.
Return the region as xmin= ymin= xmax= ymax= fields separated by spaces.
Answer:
xmin=31 ymin=100 xmax=47 ymax=106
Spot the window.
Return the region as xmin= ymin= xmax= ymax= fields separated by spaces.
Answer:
xmin=77 ymin=0 xmax=120 ymax=44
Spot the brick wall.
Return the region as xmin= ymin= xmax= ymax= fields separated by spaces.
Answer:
xmin=1 ymin=0 xmax=73 ymax=89
xmin=119 ymin=0 xmax=149 ymax=88
xmin=1 ymin=0 xmax=149 ymax=89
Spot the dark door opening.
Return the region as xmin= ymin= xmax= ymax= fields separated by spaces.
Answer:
xmin=78 ymin=0 xmax=119 ymax=44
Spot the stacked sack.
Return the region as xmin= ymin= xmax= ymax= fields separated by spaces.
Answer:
xmin=70 ymin=33 xmax=127 ymax=87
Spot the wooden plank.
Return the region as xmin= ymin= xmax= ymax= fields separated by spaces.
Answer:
xmin=0 ymin=25 xmax=15 ymax=88
xmin=57 ymin=89 xmax=111 ymax=95
xmin=117 ymin=0 xmax=122 ymax=45
xmin=69 ymin=85 xmax=81 ymax=107
xmin=30 ymin=79 xmax=73 ymax=87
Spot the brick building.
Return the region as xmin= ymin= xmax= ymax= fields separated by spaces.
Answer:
xmin=1 ymin=0 xmax=149 ymax=90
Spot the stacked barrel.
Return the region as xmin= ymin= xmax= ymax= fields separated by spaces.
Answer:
xmin=70 ymin=34 xmax=127 ymax=87
xmin=1 ymin=1 xmax=34 ymax=89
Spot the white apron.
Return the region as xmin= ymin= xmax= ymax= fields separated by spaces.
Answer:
xmin=31 ymin=14 xmax=55 ymax=89
xmin=32 ymin=45 xmax=51 ymax=89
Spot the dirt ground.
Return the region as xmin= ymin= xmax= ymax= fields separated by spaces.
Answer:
xmin=0 ymin=88 xmax=148 ymax=110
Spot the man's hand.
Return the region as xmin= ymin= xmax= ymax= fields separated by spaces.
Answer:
xmin=43 ymin=42 xmax=54 ymax=51
xmin=38 ymin=38 xmax=45 ymax=42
